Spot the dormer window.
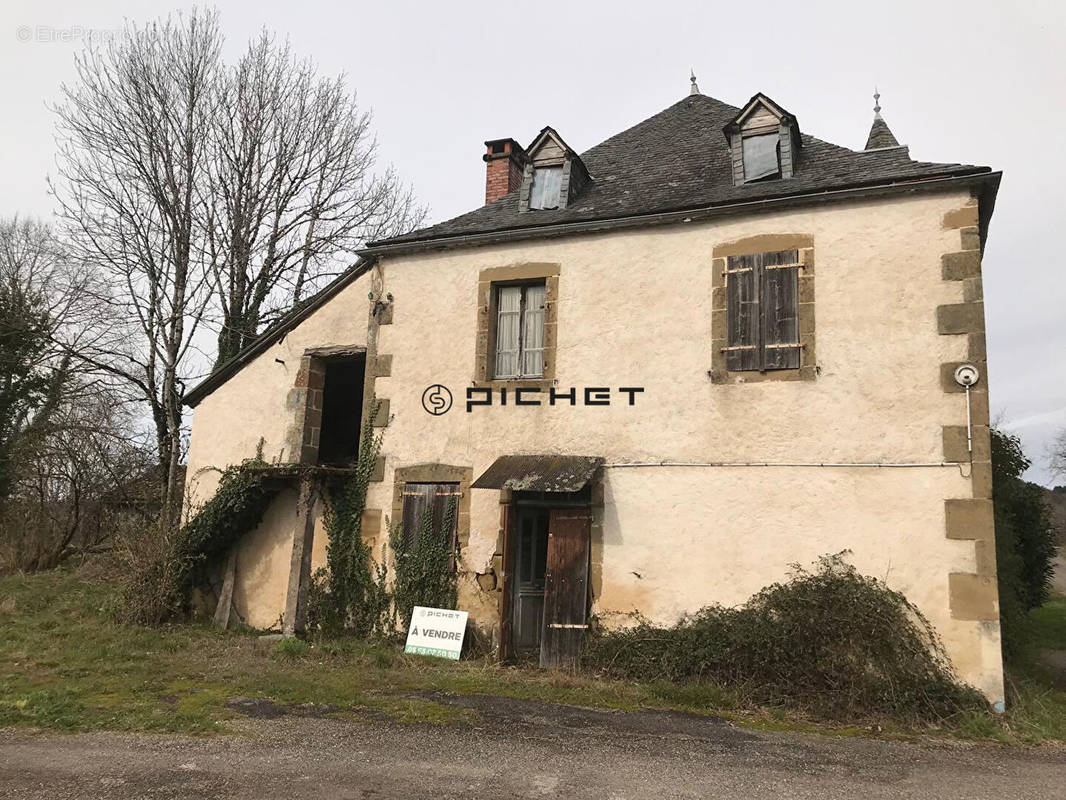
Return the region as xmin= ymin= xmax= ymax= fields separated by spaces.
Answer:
xmin=742 ymin=133 xmax=781 ymax=182
xmin=518 ymin=126 xmax=591 ymax=213
xmin=724 ymin=93 xmax=801 ymax=187
xmin=529 ymin=166 xmax=563 ymax=210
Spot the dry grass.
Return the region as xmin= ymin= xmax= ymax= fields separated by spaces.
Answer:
xmin=2 ymin=565 xmax=1065 ymax=744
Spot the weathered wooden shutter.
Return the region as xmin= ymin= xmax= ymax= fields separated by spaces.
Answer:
xmin=760 ymin=249 xmax=801 ymax=370
xmin=400 ymin=483 xmax=460 ymax=553
xmin=725 ymin=254 xmax=759 ymax=371
xmin=540 ymin=508 xmax=591 ymax=670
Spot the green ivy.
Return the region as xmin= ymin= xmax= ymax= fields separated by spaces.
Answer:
xmin=390 ymin=498 xmax=459 ymax=629
xmin=310 ymin=403 xmax=394 ymax=637
xmin=121 ymin=447 xmax=280 ymax=625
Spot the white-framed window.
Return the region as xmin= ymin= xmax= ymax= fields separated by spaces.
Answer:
xmin=742 ymin=133 xmax=781 ymax=182
xmin=494 ymin=282 xmax=546 ymax=379
xmin=528 ymin=166 xmax=563 ymax=210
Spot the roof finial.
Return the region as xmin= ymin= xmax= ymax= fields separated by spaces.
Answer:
xmin=873 ymin=86 xmax=882 ymax=119
xmin=690 ymin=68 xmax=700 ymax=96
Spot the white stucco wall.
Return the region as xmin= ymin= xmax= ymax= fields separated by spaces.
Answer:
xmin=184 ymin=189 xmax=1003 ymax=701
xmin=184 ymin=272 xmax=372 ymax=628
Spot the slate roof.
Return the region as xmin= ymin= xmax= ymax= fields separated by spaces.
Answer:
xmin=373 ymin=93 xmax=989 ymax=248
xmin=865 ymin=115 xmax=901 ymax=150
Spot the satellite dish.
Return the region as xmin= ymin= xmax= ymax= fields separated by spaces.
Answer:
xmin=954 ymin=364 xmax=980 ymax=388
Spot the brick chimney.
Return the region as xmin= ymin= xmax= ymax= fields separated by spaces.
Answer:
xmin=483 ymin=138 xmax=526 ymax=204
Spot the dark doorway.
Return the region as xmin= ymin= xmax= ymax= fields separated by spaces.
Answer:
xmin=317 ymin=354 xmax=365 ymax=465
xmin=506 ymin=490 xmax=591 ymax=668
xmin=513 ymin=508 xmax=549 ymax=650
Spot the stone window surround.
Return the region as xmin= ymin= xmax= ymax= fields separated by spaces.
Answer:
xmin=475 ymin=263 xmax=560 ymax=389
xmin=391 ymin=463 xmax=474 ymax=556
xmin=285 ymin=346 xmax=368 ymax=465
xmin=709 ymin=234 xmax=815 ymax=384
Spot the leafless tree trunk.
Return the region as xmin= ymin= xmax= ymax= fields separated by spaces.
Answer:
xmin=0 ymin=216 xmax=152 ymax=573
xmin=1051 ymin=428 xmax=1066 ymax=480
xmin=51 ymin=10 xmax=220 ymax=531
xmin=50 ymin=10 xmax=427 ymax=535
xmin=206 ymin=32 xmax=425 ymax=365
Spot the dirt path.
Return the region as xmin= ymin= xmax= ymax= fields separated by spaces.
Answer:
xmin=1 ymin=694 xmax=1064 ymax=799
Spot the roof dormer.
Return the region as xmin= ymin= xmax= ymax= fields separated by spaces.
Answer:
xmin=723 ymin=93 xmax=802 ymax=186
xmin=518 ymin=126 xmax=591 ymax=212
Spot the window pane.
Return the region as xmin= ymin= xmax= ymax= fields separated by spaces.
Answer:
xmin=743 ymin=134 xmax=780 ymax=181
xmin=520 ymin=284 xmax=546 ymax=377
xmin=495 ymin=286 xmax=521 ymax=378
xmin=529 ymin=167 xmax=563 ymax=209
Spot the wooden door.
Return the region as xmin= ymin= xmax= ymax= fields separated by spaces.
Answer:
xmin=540 ymin=508 xmax=591 ymax=669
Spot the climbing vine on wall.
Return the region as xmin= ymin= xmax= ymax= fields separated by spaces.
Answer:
xmin=308 ymin=400 xmax=461 ymax=637
xmin=310 ymin=402 xmax=394 ymax=637
xmin=390 ymin=499 xmax=459 ymax=629
xmin=121 ymin=444 xmax=279 ymax=625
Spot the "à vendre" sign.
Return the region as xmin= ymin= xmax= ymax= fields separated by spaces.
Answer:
xmin=403 ymin=606 xmax=468 ymax=660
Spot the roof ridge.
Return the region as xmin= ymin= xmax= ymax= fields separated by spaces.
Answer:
xmin=580 ymin=93 xmax=741 ymax=160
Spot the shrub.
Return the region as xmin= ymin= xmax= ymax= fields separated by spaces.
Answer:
xmin=273 ymin=637 xmax=310 ymax=659
xmin=992 ymin=428 xmax=1057 ymax=662
xmin=583 ymin=554 xmax=986 ymax=721
xmin=119 ymin=453 xmax=278 ymax=625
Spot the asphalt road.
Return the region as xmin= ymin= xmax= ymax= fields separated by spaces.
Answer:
xmin=1 ymin=694 xmax=1064 ymax=799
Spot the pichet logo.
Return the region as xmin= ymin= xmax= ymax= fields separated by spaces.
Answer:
xmin=421 ymin=384 xmax=644 ymax=414
xmin=421 ymin=384 xmax=453 ymax=415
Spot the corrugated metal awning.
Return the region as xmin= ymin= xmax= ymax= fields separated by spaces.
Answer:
xmin=472 ymin=455 xmax=604 ymax=492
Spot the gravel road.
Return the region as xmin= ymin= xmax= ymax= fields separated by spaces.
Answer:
xmin=1 ymin=694 xmax=1064 ymax=799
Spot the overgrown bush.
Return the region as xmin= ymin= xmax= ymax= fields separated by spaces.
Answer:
xmin=992 ymin=428 xmax=1057 ymax=662
xmin=583 ymin=554 xmax=986 ymax=721
xmin=119 ymin=453 xmax=278 ymax=624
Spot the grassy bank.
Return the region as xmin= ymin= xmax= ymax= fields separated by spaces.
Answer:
xmin=1 ymin=566 xmax=1064 ymax=743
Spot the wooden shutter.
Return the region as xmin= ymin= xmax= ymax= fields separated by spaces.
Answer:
xmin=761 ymin=249 xmax=801 ymax=370
xmin=540 ymin=508 xmax=591 ymax=670
xmin=725 ymin=254 xmax=759 ymax=371
xmin=400 ymin=483 xmax=460 ymax=553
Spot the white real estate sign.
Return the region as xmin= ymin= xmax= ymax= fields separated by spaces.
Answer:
xmin=404 ymin=606 xmax=468 ymax=660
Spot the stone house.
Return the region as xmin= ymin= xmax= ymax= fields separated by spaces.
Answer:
xmin=183 ymin=85 xmax=1004 ymax=704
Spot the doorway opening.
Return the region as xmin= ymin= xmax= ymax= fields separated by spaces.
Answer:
xmin=508 ymin=488 xmax=591 ymax=667
xmin=513 ymin=508 xmax=549 ymax=650
xmin=317 ymin=354 xmax=365 ymax=466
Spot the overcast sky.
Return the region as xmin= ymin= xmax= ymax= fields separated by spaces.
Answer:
xmin=2 ymin=0 xmax=1064 ymax=484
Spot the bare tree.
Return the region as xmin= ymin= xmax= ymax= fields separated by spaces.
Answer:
xmin=206 ymin=32 xmax=425 ymax=364
xmin=0 ymin=215 xmax=152 ymax=572
xmin=51 ymin=11 xmax=426 ymax=533
xmin=0 ymin=391 xmax=154 ymax=572
xmin=1051 ymin=427 xmax=1066 ymax=479
xmin=52 ymin=10 xmax=220 ymax=529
